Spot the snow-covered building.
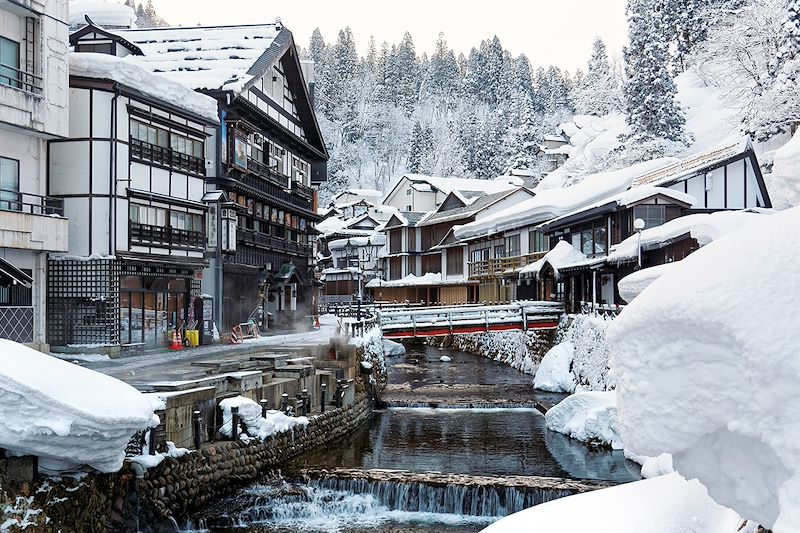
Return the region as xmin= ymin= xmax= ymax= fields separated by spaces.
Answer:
xmin=321 ymin=233 xmax=385 ymax=306
xmin=519 ymin=139 xmax=772 ymax=311
xmin=382 ymin=174 xmax=520 ymax=213
xmin=535 ymin=133 xmax=571 ymax=173
xmin=373 ymin=186 xmax=534 ymax=305
xmin=111 ymin=22 xmax=328 ymax=330
xmin=47 ymin=29 xmax=218 ymax=350
xmin=0 ymin=0 xmax=69 ymax=349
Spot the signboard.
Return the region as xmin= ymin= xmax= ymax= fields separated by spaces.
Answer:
xmin=233 ymin=133 xmax=249 ymax=170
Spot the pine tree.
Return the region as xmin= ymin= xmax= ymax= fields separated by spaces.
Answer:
xmin=124 ymin=0 xmax=135 ymax=8
xmin=623 ymin=0 xmax=688 ymax=143
xmin=775 ymin=0 xmax=800 ymax=74
xmin=575 ymin=37 xmax=620 ymax=116
xmin=387 ymin=32 xmax=419 ymax=113
xmin=428 ymin=33 xmax=460 ymax=99
xmin=663 ymin=0 xmax=710 ymax=71
xmin=408 ymin=122 xmax=425 ymax=173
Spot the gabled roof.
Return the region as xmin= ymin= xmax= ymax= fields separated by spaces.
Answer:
xmin=345 ymin=213 xmax=379 ymax=230
xmin=382 ymin=212 xmax=428 ymax=230
xmin=423 ymin=188 xmax=533 ymax=226
xmin=632 ymin=138 xmax=750 ymax=188
xmin=384 ymin=174 xmax=520 ymax=206
xmin=69 ymin=20 xmax=144 ymax=55
xmin=115 ymin=23 xmax=327 ymax=158
xmin=116 ymin=24 xmax=283 ymax=92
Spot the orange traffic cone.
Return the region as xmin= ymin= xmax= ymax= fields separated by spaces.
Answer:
xmin=315 ymin=315 xmax=320 ymax=329
xmin=169 ymin=331 xmax=182 ymax=351
xmin=176 ymin=330 xmax=184 ymax=350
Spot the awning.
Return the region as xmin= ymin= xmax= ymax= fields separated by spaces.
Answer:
xmin=0 ymin=258 xmax=33 ymax=288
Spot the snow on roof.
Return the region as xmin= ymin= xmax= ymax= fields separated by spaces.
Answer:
xmin=519 ymin=240 xmax=589 ymax=279
xmin=328 ymin=233 xmax=385 ymax=250
xmin=423 ymin=189 xmax=524 ymax=226
xmin=69 ymin=0 xmax=136 ymax=29
xmin=632 ymin=137 xmax=750 ymax=188
xmin=0 ymin=340 xmax=156 ymax=472
xmin=69 ymin=52 xmax=219 ymax=122
xmin=392 ymin=174 xmax=520 ymax=198
xmin=607 ymin=206 xmax=800 ymax=530
xmin=116 ymin=24 xmax=282 ymax=92
xmin=366 ymin=273 xmax=468 ymax=288
xmin=607 ymin=210 xmax=767 ymax=263
xmin=456 ymin=158 xmax=676 ymax=242
xmin=539 ymin=186 xmax=698 ymax=233
xmin=334 ymin=188 xmax=383 ymax=199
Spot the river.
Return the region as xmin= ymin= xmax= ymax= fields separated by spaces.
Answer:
xmin=188 ymin=344 xmax=639 ymax=532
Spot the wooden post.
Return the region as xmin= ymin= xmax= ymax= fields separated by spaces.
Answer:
xmin=193 ymin=410 xmax=202 ymax=450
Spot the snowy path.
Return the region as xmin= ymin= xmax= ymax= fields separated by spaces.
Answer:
xmin=77 ymin=315 xmax=339 ymax=385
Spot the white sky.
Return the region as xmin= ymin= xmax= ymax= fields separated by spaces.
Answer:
xmin=150 ymin=0 xmax=629 ymax=72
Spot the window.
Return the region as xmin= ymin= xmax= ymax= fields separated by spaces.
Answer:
xmin=292 ymin=157 xmax=308 ymax=183
xmin=504 ymin=235 xmax=520 ymax=257
xmin=268 ymin=143 xmax=285 ymax=175
xmin=169 ymin=211 xmax=203 ymax=232
xmin=633 ymin=205 xmax=666 ymax=229
xmin=406 ymin=189 xmax=412 ymax=195
xmin=130 ymin=119 xmax=204 ymax=174
xmin=406 ymin=205 xmax=412 ymax=211
xmin=529 ymin=231 xmax=548 ymax=253
xmin=0 ymin=37 xmax=21 ymax=90
xmin=75 ymin=43 xmax=113 ymax=55
xmin=494 ymin=244 xmax=505 ymax=258
xmin=447 ymin=248 xmax=464 ymax=276
xmin=0 ymin=157 xmax=20 ymax=212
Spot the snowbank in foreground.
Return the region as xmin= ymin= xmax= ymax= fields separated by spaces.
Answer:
xmin=481 ymin=473 xmax=744 ymax=533
xmin=0 ymin=340 xmax=157 ymax=472
xmin=608 ymin=206 xmax=800 ymax=532
xmin=532 ymin=341 xmax=576 ymax=393
xmin=766 ymin=129 xmax=800 ymax=208
xmin=219 ymin=396 xmax=308 ymax=440
xmin=545 ymin=391 xmax=622 ymax=449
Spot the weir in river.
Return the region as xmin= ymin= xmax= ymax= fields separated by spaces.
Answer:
xmin=189 ymin=343 xmax=639 ymax=532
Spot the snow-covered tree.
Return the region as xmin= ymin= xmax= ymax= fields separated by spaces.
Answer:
xmin=575 ymin=38 xmax=622 ymax=116
xmin=623 ymin=0 xmax=688 ymax=144
xmin=387 ymin=32 xmax=419 ymax=113
xmin=427 ymin=33 xmax=460 ymax=99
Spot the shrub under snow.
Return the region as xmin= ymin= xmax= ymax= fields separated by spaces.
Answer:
xmin=608 ymin=206 xmax=800 ymax=532
xmin=533 ymin=341 xmax=576 ymax=393
xmin=553 ymin=314 xmax=615 ymax=391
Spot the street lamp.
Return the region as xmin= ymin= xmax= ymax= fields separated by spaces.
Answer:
xmin=633 ymin=218 xmax=646 ymax=268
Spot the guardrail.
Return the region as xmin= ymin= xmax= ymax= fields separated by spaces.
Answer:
xmin=378 ymin=301 xmax=564 ymax=339
xmin=0 ymin=188 xmax=63 ymax=216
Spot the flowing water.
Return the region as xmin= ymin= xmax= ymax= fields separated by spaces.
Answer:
xmin=190 ymin=344 xmax=640 ymax=532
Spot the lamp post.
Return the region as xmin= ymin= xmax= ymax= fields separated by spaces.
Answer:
xmin=633 ymin=218 xmax=646 ymax=269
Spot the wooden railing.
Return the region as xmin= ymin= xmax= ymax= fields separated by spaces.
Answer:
xmin=131 ymin=138 xmax=206 ymax=175
xmin=130 ymin=222 xmax=204 ymax=249
xmin=468 ymin=252 xmax=546 ymax=278
xmin=238 ymin=227 xmax=312 ymax=256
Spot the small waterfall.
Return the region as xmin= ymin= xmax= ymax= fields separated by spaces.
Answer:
xmin=308 ymin=476 xmax=572 ymax=517
xmin=384 ymin=402 xmax=543 ymax=409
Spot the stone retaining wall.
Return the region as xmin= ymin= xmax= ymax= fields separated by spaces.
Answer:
xmin=0 ymin=393 xmax=372 ymax=532
xmin=137 ymin=393 xmax=372 ymax=528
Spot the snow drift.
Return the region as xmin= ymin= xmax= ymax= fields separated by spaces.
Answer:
xmin=481 ymin=473 xmax=744 ymax=533
xmin=532 ymin=341 xmax=576 ymax=393
xmin=545 ymin=391 xmax=622 ymax=449
xmin=608 ymin=206 xmax=800 ymax=532
xmin=219 ymin=396 xmax=308 ymax=440
xmin=0 ymin=340 xmax=157 ymax=472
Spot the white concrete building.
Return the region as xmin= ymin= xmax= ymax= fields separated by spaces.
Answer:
xmin=0 ymin=0 xmax=69 ymax=349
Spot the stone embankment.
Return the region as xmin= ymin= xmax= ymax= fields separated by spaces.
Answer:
xmin=138 ymin=393 xmax=371 ymax=528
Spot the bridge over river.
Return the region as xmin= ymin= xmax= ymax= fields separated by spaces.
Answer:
xmin=376 ymin=301 xmax=564 ymax=339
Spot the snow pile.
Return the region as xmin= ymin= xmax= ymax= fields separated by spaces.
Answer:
xmin=533 ymin=341 xmax=576 ymax=393
xmin=383 ymin=339 xmax=406 ymax=356
xmin=640 ymin=453 xmax=675 ymax=480
xmin=128 ymin=441 xmax=191 ymax=471
xmin=68 ymin=52 xmax=219 ymax=122
xmin=482 ymin=473 xmax=745 ymax=533
xmin=555 ymin=314 xmax=614 ymax=391
xmin=0 ymin=339 xmax=157 ymax=473
xmin=219 ymin=396 xmax=308 ymax=440
xmin=617 ymin=263 xmax=676 ymax=303
xmin=519 ymin=240 xmax=588 ymax=278
xmin=545 ymin=391 xmax=622 ymax=449
xmin=358 ymin=326 xmax=389 ymax=377
xmin=439 ymin=355 xmax=451 ymax=362
xmin=765 ymin=129 xmax=800 ymax=208
xmin=69 ymin=0 xmax=136 ymax=29
xmin=366 ymin=272 xmax=465 ymax=288
xmin=445 ymin=330 xmax=544 ymax=375
xmin=607 ymin=206 xmax=800 ymax=531
xmin=607 ymin=210 xmax=766 ymax=264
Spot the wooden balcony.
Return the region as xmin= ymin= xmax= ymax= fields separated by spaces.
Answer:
xmin=469 ymin=252 xmax=546 ymax=279
xmin=238 ymin=227 xmax=312 ymax=257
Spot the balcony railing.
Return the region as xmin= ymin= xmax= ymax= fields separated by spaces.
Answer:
xmin=0 ymin=64 xmax=42 ymax=95
xmin=131 ymin=138 xmax=206 ymax=175
xmin=291 ymin=180 xmax=314 ymax=201
xmin=237 ymin=171 xmax=313 ymax=212
xmin=469 ymin=252 xmax=547 ymax=278
xmin=0 ymin=188 xmax=63 ymax=216
xmin=238 ymin=227 xmax=312 ymax=256
xmin=246 ymin=158 xmax=290 ymax=188
xmin=130 ymin=222 xmax=205 ymax=249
